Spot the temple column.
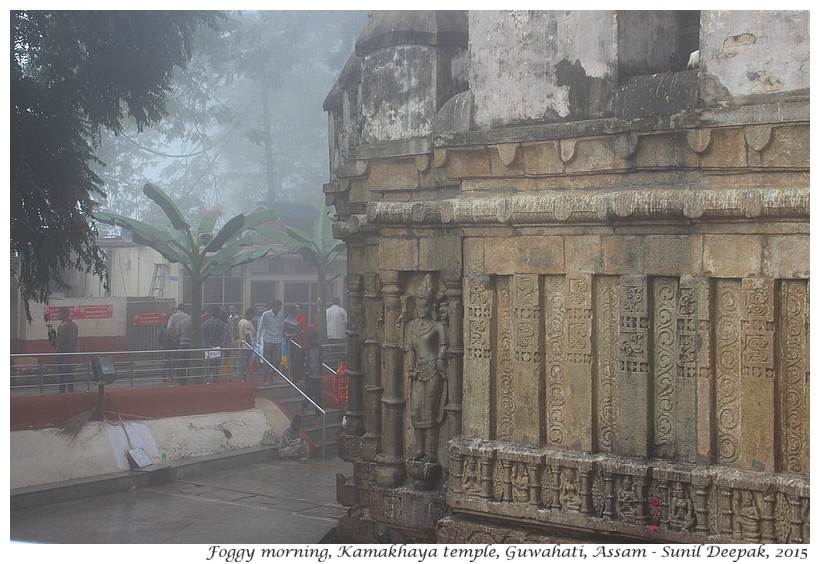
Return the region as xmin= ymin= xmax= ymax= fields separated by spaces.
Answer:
xmin=375 ymin=270 xmax=406 ymax=487
xmin=362 ymin=273 xmax=383 ymax=459
xmin=442 ymin=269 xmax=464 ymax=456
xmin=344 ymin=274 xmax=365 ymax=436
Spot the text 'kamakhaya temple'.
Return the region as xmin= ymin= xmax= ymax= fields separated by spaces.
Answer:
xmin=322 ymin=11 xmax=809 ymax=544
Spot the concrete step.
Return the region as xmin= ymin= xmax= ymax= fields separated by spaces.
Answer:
xmin=255 ymin=378 xmax=342 ymax=460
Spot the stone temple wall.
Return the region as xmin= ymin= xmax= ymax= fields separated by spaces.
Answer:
xmin=323 ymin=10 xmax=809 ymax=544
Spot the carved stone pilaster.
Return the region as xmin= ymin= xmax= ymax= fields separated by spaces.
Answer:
xmin=578 ymin=463 xmax=594 ymax=515
xmin=740 ymin=278 xmax=776 ymax=471
xmin=617 ymin=275 xmax=650 ymax=457
xmin=691 ymin=474 xmax=711 ymax=534
xmin=362 ymin=273 xmax=383 ymax=460
xmin=344 ymin=274 xmax=365 ymax=438
xmin=448 ymin=444 xmax=464 ymax=494
xmin=778 ymin=280 xmax=809 ymax=475
xmin=480 ymin=452 xmax=496 ymax=500
xmin=565 ymin=274 xmax=593 ymax=450
xmin=463 ymin=274 xmax=493 ymax=438
xmin=716 ymin=280 xmax=742 ymax=467
xmin=441 ymin=269 xmax=464 ymax=457
xmin=374 ymin=270 xmax=406 ymax=487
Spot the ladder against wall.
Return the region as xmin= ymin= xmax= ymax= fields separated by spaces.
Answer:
xmin=150 ymin=264 xmax=169 ymax=298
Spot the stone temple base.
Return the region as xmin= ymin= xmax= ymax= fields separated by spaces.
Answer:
xmin=369 ymin=486 xmax=449 ymax=540
xmin=436 ymin=514 xmax=604 ymax=544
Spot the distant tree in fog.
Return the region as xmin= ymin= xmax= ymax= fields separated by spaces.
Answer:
xmin=94 ymin=11 xmax=369 ymax=225
xmin=11 ymin=10 xmax=218 ymax=320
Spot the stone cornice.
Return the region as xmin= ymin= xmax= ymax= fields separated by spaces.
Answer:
xmin=363 ymin=187 xmax=808 ymax=227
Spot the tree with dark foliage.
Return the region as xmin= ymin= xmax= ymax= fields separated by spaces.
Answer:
xmin=10 ymin=10 xmax=219 ymax=320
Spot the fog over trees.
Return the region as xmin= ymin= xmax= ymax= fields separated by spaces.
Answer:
xmin=94 ymin=11 xmax=368 ymax=228
xmin=11 ymin=10 xmax=218 ymax=319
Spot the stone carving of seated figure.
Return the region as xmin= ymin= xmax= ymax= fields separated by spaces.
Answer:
xmin=669 ymin=481 xmax=696 ymax=533
xmin=462 ymin=456 xmax=481 ymax=494
xmin=560 ymin=469 xmax=581 ymax=512
xmin=618 ymin=477 xmax=637 ymax=519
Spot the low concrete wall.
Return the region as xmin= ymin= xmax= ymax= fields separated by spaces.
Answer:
xmin=10 ymin=397 xmax=287 ymax=490
xmin=11 ymin=382 xmax=259 ymax=431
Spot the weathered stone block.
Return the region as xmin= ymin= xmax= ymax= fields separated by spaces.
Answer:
xmin=635 ymin=133 xmax=691 ymax=169
xmin=564 ymin=137 xmax=631 ymax=175
xmin=644 ymin=235 xmax=698 ymax=276
xmin=763 ymin=235 xmax=809 ymax=278
xmin=522 ymin=141 xmax=563 ymax=175
xmin=564 ymin=236 xmax=602 ymax=273
xmin=379 ymin=238 xmax=418 ymax=271
xmin=700 ymin=128 xmax=748 ymax=169
xmin=759 ymin=124 xmax=810 ymax=168
xmin=419 ymin=235 xmax=461 ymax=272
xmin=484 ymin=236 xmax=564 ymax=274
xmin=368 ymin=157 xmax=419 ymax=191
xmin=464 ymin=237 xmax=485 ymax=275
xmin=602 ymin=236 xmax=643 ymax=274
xmin=703 ymin=235 xmax=762 ymax=278
xmin=365 ymin=241 xmax=381 ymax=273
xmin=444 ymin=147 xmax=492 ymax=179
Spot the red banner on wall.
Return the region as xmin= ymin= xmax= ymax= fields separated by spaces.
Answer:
xmin=44 ymin=304 xmax=114 ymax=321
xmin=132 ymin=312 xmax=168 ymax=326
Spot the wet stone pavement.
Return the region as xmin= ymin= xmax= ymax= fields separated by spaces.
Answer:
xmin=10 ymin=456 xmax=350 ymax=545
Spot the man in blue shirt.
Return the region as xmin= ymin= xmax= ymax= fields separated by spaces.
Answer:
xmin=256 ymin=299 xmax=284 ymax=384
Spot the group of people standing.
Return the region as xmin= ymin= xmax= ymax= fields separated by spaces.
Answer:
xmin=160 ymin=298 xmax=345 ymax=390
xmin=160 ymin=298 xmax=347 ymax=460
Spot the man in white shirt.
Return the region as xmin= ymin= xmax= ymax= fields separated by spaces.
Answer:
xmin=256 ymin=299 xmax=284 ymax=384
xmin=326 ymin=297 xmax=348 ymax=341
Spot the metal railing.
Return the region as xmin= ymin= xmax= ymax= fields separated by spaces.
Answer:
xmin=11 ymin=339 xmax=343 ymax=457
xmin=249 ymin=339 xmax=329 ymax=456
xmin=10 ymin=347 xmax=257 ymax=395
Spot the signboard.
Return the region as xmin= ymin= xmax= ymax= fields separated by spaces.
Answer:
xmin=132 ymin=312 xmax=168 ymax=326
xmin=44 ymin=304 xmax=114 ymax=321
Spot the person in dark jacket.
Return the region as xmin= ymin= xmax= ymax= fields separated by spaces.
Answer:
xmin=301 ymin=332 xmax=324 ymax=426
xmin=55 ymin=307 xmax=78 ymax=393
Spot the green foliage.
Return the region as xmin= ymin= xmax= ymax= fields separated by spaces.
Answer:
xmin=11 ymin=10 xmax=219 ymax=320
xmin=95 ymin=183 xmax=278 ymax=347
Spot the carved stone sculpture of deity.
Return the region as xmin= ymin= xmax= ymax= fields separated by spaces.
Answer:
xmin=734 ymin=490 xmax=762 ymax=541
xmin=407 ymin=274 xmax=448 ymax=463
xmin=462 ymin=456 xmax=481 ymax=494
xmin=669 ymin=482 xmax=696 ymax=533
xmin=512 ymin=462 xmax=530 ymax=503
xmin=618 ymin=477 xmax=637 ymax=519
xmin=560 ymin=469 xmax=581 ymax=512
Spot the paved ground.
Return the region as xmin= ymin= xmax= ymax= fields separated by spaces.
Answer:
xmin=10 ymin=456 xmax=350 ymax=545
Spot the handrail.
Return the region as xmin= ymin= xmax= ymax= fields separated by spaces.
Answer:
xmin=244 ymin=340 xmax=326 ymax=457
xmin=11 ymin=345 xmax=334 ymax=457
xmin=286 ymin=338 xmax=340 ymax=376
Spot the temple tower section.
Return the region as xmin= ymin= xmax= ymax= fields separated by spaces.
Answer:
xmin=325 ymin=10 xmax=809 ymax=544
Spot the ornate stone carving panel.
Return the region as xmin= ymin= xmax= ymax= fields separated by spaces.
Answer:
xmin=448 ymin=438 xmax=810 ymax=544
xmin=653 ymin=277 xmax=679 ymax=459
xmin=510 ymin=274 xmax=542 ymax=445
xmin=544 ymin=276 xmax=567 ymax=447
xmin=463 ymin=274 xmax=494 ymax=438
xmin=716 ymin=280 xmax=742 ymax=466
xmin=617 ymin=275 xmax=650 ymax=457
xmin=595 ymin=276 xmax=620 ymax=453
xmin=495 ymin=276 xmax=513 ymax=441
xmin=779 ymin=280 xmax=809 ymax=475
xmin=564 ymin=274 xmax=593 ymax=450
xmin=740 ymin=278 xmax=776 ymax=471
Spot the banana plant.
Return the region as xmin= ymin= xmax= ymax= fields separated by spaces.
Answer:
xmin=94 ymin=183 xmax=278 ymax=348
xmin=256 ymin=206 xmax=345 ymax=342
